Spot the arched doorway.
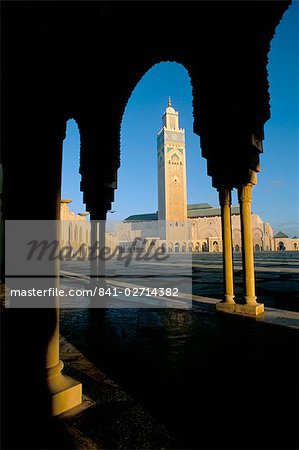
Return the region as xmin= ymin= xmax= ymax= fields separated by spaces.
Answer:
xmin=278 ymin=241 xmax=285 ymax=251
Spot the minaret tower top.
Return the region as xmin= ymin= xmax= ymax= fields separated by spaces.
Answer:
xmin=162 ymin=96 xmax=180 ymax=130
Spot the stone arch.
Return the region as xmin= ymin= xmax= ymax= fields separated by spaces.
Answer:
xmin=195 ymin=241 xmax=200 ymax=252
xmin=120 ymin=61 xmax=195 ymax=224
xmin=253 ymin=228 xmax=263 ymax=251
xmin=233 ymin=228 xmax=242 ymax=247
xmin=212 ymin=240 xmax=219 ymax=252
xmin=168 ymin=242 xmax=173 ymax=252
xmin=175 ymin=242 xmax=180 ymax=252
xmin=278 ymin=241 xmax=285 ymax=251
xmin=203 ymin=227 xmax=218 ymax=238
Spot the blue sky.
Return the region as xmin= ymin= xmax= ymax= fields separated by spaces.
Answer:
xmin=62 ymin=1 xmax=299 ymax=237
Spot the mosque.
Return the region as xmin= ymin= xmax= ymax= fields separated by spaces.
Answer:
xmin=61 ymin=99 xmax=299 ymax=254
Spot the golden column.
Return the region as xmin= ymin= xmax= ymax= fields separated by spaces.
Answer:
xmin=46 ymin=219 xmax=82 ymax=416
xmin=216 ymin=187 xmax=236 ymax=313
xmin=236 ymin=173 xmax=264 ymax=316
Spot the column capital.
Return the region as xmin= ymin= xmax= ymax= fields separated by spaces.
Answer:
xmin=238 ymin=184 xmax=252 ymax=203
xmin=218 ymin=187 xmax=232 ymax=206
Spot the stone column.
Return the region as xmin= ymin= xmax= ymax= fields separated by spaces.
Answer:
xmin=90 ymin=212 xmax=107 ymax=283
xmin=216 ymin=187 xmax=236 ymax=313
xmin=89 ymin=210 xmax=107 ymax=308
xmin=90 ymin=219 xmax=100 ymax=282
xmin=46 ymin=198 xmax=82 ymax=416
xmin=237 ymin=179 xmax=264 ymax=316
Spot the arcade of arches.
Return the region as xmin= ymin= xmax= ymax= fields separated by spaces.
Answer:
xmin=1 ymin=0 xmax=293 ymax=439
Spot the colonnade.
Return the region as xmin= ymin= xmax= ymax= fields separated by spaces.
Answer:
xmin=217 ymin=172 xmax=264 ymax=316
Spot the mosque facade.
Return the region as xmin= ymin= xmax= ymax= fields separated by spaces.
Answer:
xmin=61 ymin=100 xmax=299 ymax=254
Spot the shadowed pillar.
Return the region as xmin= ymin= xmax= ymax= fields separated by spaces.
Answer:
xmin=216 ymin=187 xmax=235 ymax=313
xmin=46 ymin=165 xmax=82 ymax=416
xmin=236 ymin=173 xmax=264 ymax=316
xmin=89 ymin=209 xmax=107 ymax=308
xmin=90 ymin=211 xmax=107 ymax=283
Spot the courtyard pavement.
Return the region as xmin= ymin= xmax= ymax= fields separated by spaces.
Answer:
xmin=58 ymin=251 xmax=299 ymax=449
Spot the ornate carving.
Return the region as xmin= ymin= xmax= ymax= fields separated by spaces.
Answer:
xmin=164 ymin=130 xmax=185 ymax=143
xmin=238 ymin=184 xmax=252 ymax=203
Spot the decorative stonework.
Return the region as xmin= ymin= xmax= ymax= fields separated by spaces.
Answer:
xmin=157 ymin=101 xmax=187 ymax=228
xmin=164 ymin=130 xmax=185 ymax=143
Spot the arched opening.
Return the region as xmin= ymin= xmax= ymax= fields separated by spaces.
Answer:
xmin=254 ymin=244 xmax=261 ymax=251
xmin=294 ymin=243 xmax=298 ymax=250
xmin=175 ymin=243 xmax=180 ymax=253
xmin=212 ymin=241 xmax=219 ymax=252
xmin=114 ymin=61 xmax=220 ymax=258
xmin=202 ymin=242 xmax=208 ymax=252
xmin=278 ymin=241 xmax=285 ymax=251
xmin=61 ymin=119 xmax=90 ymax=263
xmin=235 ymin=244 xmax=240 ymax=252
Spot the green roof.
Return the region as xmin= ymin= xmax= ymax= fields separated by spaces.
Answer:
xmin=124 ymin=212 xmax=158 ymax=222
xmin=124 ymin=204 xmax=240 ymax=222
xmin=187 ymin=203 xmax=212 ymax=210
xmin=274 ymin=231 xmax=289 ymax=238
xmin=188 ymin=206 xmax=240 ymax=218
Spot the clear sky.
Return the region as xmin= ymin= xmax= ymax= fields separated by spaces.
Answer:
xmin=62 ymin=1 xmax=299 ymax=237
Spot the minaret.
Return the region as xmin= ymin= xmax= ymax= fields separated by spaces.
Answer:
xmin=157 ymin=98 xmax=187 ymax=225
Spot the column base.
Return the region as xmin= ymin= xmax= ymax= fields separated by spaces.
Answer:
xmin=216 ymin=301 xmax=236 ymax=313
xmin=47 ymin=363 xmax=82 ymax=416
xmin=235 ymin=302 xmax=264 ymax=316
xmin=216 ymin=301 xmax=264 ymax=317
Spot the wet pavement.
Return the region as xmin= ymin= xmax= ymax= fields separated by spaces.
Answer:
xmin=61 ymin=250 xmax=299 ymax=312
xmin=59 ymin=251 xmax=299 ymax=449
